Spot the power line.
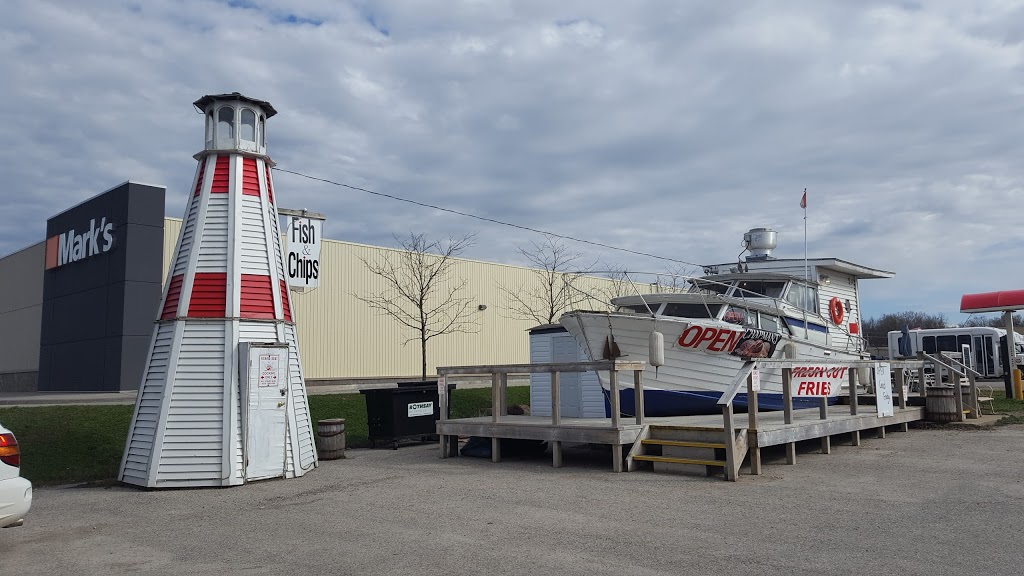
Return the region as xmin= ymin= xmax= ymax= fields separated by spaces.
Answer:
xmin=272 ymin=166 xmax=703 ymax=268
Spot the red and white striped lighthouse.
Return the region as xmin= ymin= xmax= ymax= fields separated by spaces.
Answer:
xmin=120 ymin=93 xmax=317 ymax=488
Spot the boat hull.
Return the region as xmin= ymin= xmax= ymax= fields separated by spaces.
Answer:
xmin=561 ymin=311 xmax=859 ymax=416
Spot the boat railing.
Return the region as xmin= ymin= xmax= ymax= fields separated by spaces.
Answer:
xmin=713 ymin=355 xmax=947 ymax=480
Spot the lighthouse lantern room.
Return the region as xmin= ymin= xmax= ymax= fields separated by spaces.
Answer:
xmin=119 ymin=93 xmax=317 ymax=488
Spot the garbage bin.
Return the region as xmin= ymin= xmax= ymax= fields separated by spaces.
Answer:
xmin=361 ymin=381 xmax=456 ymax=449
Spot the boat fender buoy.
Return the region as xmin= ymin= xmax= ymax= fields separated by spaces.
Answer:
xmin=829 ymin=297 xmax=844 ymax=324
xmin=649 ymin=331 xmax=665 ymax=368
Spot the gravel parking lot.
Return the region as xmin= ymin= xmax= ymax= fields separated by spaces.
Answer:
xmin=4 ymin=425 xmax=1023 ymax=576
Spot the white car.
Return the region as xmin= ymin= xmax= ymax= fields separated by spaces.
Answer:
xmin=0 ymin=422 xmax=31 ymax=528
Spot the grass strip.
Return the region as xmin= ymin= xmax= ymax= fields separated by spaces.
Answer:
xmin=0 ymin=386 xmax=529 ymax=486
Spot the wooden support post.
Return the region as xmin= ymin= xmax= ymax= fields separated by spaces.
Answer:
xmin=849 ymin=367 xmax=859 ymax=416
xmin=917 ymin=351 xmax=927 ymax=397
xmin=782 ymin=366 xmax=795 ymax=464
xmin=612 ymin=444 xmax=623 ymax=473
xmin=491 ymin=373 xmax=501 ymax=423
xmin=878 ymin=425 xmax=886 ymax=439
xmin=747 ymin=372 xmax=761 ymax=475
xmin=967 ymin=372 xmax=979 ymax=420
xmin=609 ymin=369 xmax=621 ymax=429
xmin=819 ymin=397 xmax=831 ymax=454
xmin=952 ymin=371 xmax=965 ymax=423
xmin=499 ymin=372 xmax=509 ymax=417
xmin=551 ymin=371 xmax=561 ymax=468
xmin=491 ymin=372 xmax=501 ymax=463
xmin=634 ymin=369 xmax=645 ymax=425
xmin=439 ymin=377 xmax=450 ymax=458
xmin=895 ymin=368 xmax=909 ymax=432
xmin=723 ymin=403 xmax=737 ymax=481
xmin=849 ymin=368 xmax=861 ymax=446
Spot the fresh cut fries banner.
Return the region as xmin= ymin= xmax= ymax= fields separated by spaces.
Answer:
xmin=789 ymin=365 xmax=849 ymax=397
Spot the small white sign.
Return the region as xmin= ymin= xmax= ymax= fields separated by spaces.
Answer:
xmin=408 ymin=401 xmax=434 ymax=417
xmin=258 ymin=353 xmax=280 ymax=388
xmin=750 ymin=368 xmax=761 ymax=392
xmin=437 ymin=375 xmax=447 ymax=396
xmin=286 ymin=216 xmax=323 ymax=289
xmin=875 ymin=362 xmax=894 ymax=417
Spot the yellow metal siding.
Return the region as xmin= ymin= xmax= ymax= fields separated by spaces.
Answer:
xmin=162 ymin=217 xmax=634 ymax=380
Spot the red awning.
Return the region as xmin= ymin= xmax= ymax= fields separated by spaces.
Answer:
xmin=960 ymin=290 xmax=1024 ymax=313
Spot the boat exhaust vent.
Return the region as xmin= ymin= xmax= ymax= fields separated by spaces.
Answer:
xmin=742 ymin=228 xmax=777 ymax=261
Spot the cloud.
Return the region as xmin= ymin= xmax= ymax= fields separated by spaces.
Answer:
xmin=1 ymin=0 xmax=1022 ymax=322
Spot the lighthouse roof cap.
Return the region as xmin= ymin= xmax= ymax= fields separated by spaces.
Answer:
xmin=193 ymin=92 xmax=277 ymax=118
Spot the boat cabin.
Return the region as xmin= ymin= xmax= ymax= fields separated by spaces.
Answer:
xmin=613 ymin=257 xmax=893 ymax=354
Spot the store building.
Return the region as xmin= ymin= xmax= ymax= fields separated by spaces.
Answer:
xmin=1 ymin=187 xmax=634 ymax=393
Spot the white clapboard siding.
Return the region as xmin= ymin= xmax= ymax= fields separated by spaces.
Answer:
xmin=239 ymin=197 xmax=270 ymax=275
xmin=156 ymin=322 xmax=225 ymax=482
xmin=172 ymin=195 xmax=200 ymax=276
xmin=268 ymin=199 xmax=287 ymax=286
xmin=285 ymin=324 xmax=316 ymax=471
xmin=529 ymin=328 xmax=605 ymax=419
xmin=196 ymin=196 xmax=229 ymax=272
xmin=121 ymin=322 xmax=175 ymax=484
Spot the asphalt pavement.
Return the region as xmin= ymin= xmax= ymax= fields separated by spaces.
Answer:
xmin=3 ymin=424 xmax=1023 ymax=576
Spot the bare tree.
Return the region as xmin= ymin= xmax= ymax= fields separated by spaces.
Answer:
xmin=500 ymin=236 xmax=595 ymax=325
xmin=652 ymin=263 xmax=699 ymax=293
xmin=357 ymin=233 xmax=479 ymax=381
xmin=861 ymin=311 xmax=947 ymax=349
xmin=962 ymin=313 xmax=1024 ymax=328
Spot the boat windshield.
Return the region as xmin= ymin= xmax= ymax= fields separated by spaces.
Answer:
xmin=617 ymin=303 xmax=661 ymax=314
xmin=661 ymin=303 xmax=722 ymax=319
xmin=689 ymin=280 xmax=731 ymax=295
xmin=733 ymin=280 xmax=786 ymax=299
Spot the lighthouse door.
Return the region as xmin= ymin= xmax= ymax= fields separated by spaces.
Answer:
xmin=245 ymin=344 xmax=289 ymax=481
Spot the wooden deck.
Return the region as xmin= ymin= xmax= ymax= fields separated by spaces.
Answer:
xmin=434 ymin=355 xmax=981 ymax=480
xmin=437 ymin=405 xmax=926 ymax=475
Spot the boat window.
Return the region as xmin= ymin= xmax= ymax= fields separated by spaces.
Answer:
xmin=723 ymin=306 xmax=757 ymax=327
xmin=759 ymin=314 xmax=781 ymax=333
xmin=734 ymin=280 xmax=786 ymax=299
xmin=689 ymin=281 xmax=731 ymax=295
xmin=922 ymin=336 xmax=937 ymax=354
xmin=661 ymin=303 xmax=722 ymax=319
xmin=785 ymin=284 xmax=819 ymax=314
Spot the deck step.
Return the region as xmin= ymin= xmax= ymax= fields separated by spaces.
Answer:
xmin=632 ymin=455 xmax=726 ymax=467
xmin=642 ymin=439 xmax=726 ymax=450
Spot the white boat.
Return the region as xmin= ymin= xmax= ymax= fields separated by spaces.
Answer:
xmin=559 ymin=228 xmax=893 ymax=416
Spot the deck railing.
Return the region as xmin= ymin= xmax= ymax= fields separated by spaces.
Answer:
xmin=716 ymin=355 xmax=933 ymax=479
xmin=436 ymin=360 xmax=646 ymax=469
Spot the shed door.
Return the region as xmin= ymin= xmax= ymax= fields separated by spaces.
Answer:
xmin=552 ymin=335 xmax=583 ymax=418
xmin=246 ymin=347 xmax=289 ymax=481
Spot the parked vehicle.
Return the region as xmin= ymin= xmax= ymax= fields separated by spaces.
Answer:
xmin=0 ymin=422 xmax=31 ymax=528
xmin=887 ymin=327 xmax=1024 ymax=378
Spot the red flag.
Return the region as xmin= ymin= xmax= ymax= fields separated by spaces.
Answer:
xmin=799 ymin=189 xmax=807 ymax=209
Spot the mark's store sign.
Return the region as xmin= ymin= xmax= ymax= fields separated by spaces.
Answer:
xmin=44 ymin=217 xmax=115 ymax=270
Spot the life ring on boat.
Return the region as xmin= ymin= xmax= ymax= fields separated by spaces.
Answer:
xmin=829 ymin=297 xmax=844 ymax=324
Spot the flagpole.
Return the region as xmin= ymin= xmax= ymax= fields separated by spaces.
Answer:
xmin=802 ymin=188 xmax=808 ymax=339
xmin=803 ymin=187 xmax=808 ymax=285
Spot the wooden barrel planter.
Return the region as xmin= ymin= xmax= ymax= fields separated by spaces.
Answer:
xmin=316 ymin=418 xmax=346 ymax=460
xmin=925 ymin=386 xmax=958 ymax=423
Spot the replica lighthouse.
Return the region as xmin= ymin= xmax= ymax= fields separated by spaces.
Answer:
xmin=120 ymin=93 xmax=317 ymax=488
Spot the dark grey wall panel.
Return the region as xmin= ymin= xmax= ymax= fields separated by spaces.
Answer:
xmin=39 ymin=182 xmax=165 ymax=392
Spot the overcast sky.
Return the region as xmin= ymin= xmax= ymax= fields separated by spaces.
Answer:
xmin=2 ymin=0 xmax=1022 ymax=322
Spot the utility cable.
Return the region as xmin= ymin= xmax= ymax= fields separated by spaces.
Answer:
xmin=272 ymin=166 xmax=703 ymax=268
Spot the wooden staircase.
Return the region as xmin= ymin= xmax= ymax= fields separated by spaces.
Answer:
xmin=627 ymin=423 xmax=747 ymax=480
